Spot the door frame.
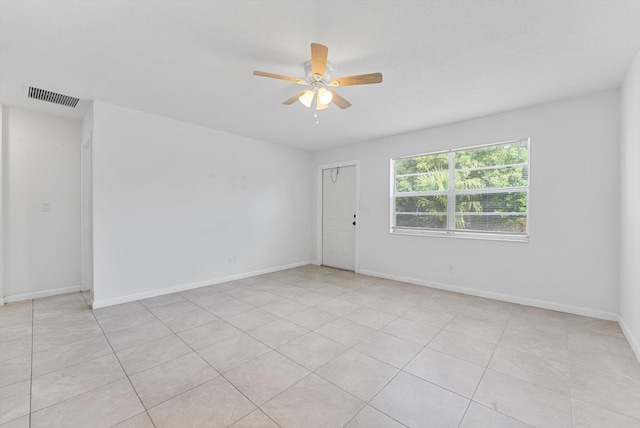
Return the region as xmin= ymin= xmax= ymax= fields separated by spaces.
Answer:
xmin=316 ymin=160 xmax=359 ymax=272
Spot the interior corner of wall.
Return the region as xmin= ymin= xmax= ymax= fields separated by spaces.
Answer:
xmin=619 ymin=314 xmax=640 ymax=362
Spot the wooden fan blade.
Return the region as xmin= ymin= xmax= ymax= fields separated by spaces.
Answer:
xmin=311 ymin=43 xmax=328 ymax=76
xmin=330 ymin=73 xmax=383 ymax=87
xmin=330 ymin=90 xmax=352 ymax=109
xmin=282 ymin=90 xmax=307 ymax=105
xmin=253 ymin=71 xmax=306 ymax=85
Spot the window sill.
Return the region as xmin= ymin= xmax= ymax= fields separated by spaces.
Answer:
xmin=390 ymin=228 xmax=529 ymax=243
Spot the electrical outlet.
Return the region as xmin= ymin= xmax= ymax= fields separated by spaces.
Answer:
xmin=228 ymin=256 xmax=234 ymax=265
xmin=42 ymin=202 xmax=50 ymax=212
xmin=448 ymin=265 xmax=454 ymax=274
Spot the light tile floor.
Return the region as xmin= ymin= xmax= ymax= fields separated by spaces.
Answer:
xmin=1 ymin=265 xmax=640 ymax=427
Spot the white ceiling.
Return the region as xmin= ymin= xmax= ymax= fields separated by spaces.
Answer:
xmin=2 ymin=1 xmax=640 ymax=152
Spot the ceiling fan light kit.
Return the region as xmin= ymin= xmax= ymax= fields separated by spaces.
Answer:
xmin=253 ymin=43 xmax=383 ymax=122
xmin=317 ymin=87 xmax=333 ymax=105
xmin=298 ymin=89 xmax=315 ymax=108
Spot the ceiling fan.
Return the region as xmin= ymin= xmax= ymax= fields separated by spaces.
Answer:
xmin=253 ymin=43 xmax=383 ymax=111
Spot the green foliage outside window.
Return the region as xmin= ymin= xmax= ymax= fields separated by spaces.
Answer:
xmin=394 ymin=140 xmax=529 ymax=234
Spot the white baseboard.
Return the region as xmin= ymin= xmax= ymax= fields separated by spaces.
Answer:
xmin=358 ymin=269 xmax=618 ymax=321
xmin=3 ymin=285 xmax=83 ymax=304
xmin=618 ymin=315 xmax=640 ymax=362
xmin=91 ymin=260 xmax=312 ymax=309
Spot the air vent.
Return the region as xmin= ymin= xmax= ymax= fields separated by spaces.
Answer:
xmin=27 ymin=86 xmax=80 ymax=108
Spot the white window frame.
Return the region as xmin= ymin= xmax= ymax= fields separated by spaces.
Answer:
xmin=390 ymin=139 xmax=530 ymax=243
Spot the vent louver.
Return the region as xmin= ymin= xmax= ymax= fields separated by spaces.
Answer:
xmin=27 ymin=86 xmax=80 ymax=108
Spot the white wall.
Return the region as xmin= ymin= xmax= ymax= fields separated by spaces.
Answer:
xmin=620 ymin=49 xmax=640 ymax=359
xmin=313 ymin=90 xmax=620 ymax=319
xmin=82 ymin=101 xmax=93 ymax=141
xmin=91 ymin=101 xmax=311 ymax=307
xmin=3 ymin=107 xmax=82 ymax=301
xmin=0 ymin=105 xmax=4 ymax=305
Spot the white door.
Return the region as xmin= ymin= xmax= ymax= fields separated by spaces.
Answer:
xmin=322 ymin=165 xmax=356 ymax=271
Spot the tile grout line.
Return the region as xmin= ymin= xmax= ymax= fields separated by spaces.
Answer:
xmin=23 ymin=296 xmax=113 ymax=422
xmin=30 ymin=338 xmax=114 ymax=379
xmin=347 ymin=305 xmax=458 ymax=427
xmin=454 ymin=307 xmax=536 ymax=428
xmin=455 ymin=305 xmax=513 ymax=428
xmin=85 ymin=294 xmax=159 ymax=428
xmin=23 ymin=294 xmax=156 ymax=427
xmin=138 ymin=292 xmax=284 ymax=427
xmin=17 ymin=269 xmax=633 ymax=427
xmin=326 ymin=298 xmax=521 ymax=427
xmin=9 ymin=275 xmax=459 ymax=426
xmin=205 ymin=276 xmax=398 ymax=426
xmin=276 ymin=295 xmax=439 ymax=427
xmin=213 ymin=274 xmax=368 ymax=427
xmin=251 ymin=284 xmax=469 ymax=426
xmin=143 ymin=272 xmax=456 ymax=423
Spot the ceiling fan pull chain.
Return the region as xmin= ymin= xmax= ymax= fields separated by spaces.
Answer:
xmin=314 ymin=111 xmax=319 ymax=125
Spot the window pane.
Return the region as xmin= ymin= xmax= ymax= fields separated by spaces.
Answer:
xmin=455 ymin=165 xmax=528 ymax=190
xmin=454 ymin=140 xmax=529 ymax=170
xmin=455 ymin=214 xmax=527 ymax=233
xmin=395 ymin=153 xmax=448 ymax=193
xmin=395 ymin=171 xmax=449 ymax=193
xmin=455 ymin=192 xmax=527 ymax=233
xmin=396 ymin=196 xmax=447 ymax=229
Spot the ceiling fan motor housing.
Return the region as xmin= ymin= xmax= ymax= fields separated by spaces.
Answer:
xmin=304 ymin=60 xmax=333 ymax=84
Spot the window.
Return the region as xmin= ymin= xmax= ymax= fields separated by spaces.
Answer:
xmin=391 ymin=139 xmax=529 ymax=241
